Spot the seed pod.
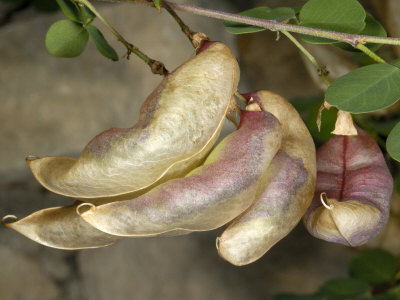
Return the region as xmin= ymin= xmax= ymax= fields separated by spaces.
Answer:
xmin=217 ymin=90 xmax=316 ymax=266
xmin=27 ymin=42 xmax=240 ymax=199
xmin=78 ymin=109 xmax=283 ymax=236
xmin=365 ymin=192 xmax=400 ymax=256
xmin=303 ymin=128 xmax=393 ymax=246
xmin=1 ymin=202 xmax=119 ymax=250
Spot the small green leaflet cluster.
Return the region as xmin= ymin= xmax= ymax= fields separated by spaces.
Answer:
xmin=224 ymin=0 xmax=400 ymax=162
xmin=273 ymin=249 xmax=400 ymax=300
xmin=45 ymin=0 xmax=118 ymax=61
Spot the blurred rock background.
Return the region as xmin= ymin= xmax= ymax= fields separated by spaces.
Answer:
xmin=0 ymin=0 xmax=398 ymax=299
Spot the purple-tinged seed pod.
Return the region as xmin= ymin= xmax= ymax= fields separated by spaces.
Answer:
xmin=217 ymin=90 xmax=316 ymax=266
xmin=78 ymin=109 xmax=283 ymax=236
xmin=303 ymin=128 xmax=393 ymax=246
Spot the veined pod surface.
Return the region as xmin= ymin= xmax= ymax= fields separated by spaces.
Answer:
xmin=28 ymin=42 xmax=240 ymax=199
xmin=2 ymin=202 xmax=120 ymax=250
xmin=303 ymin=128 xmax=393 ymax=246
xmin=78 ymin=109 xmax=283 ymax=236
xmin=217 ymin=90 xmax=316 ymax=266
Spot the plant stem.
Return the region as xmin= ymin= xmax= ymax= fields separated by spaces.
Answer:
xmin=356 ymin=43 xmax=387 ymax=64
xmin=281 ymin=30 xmax=330 ymax=86
xmin=160 ymin=1 xmax=197 ymax=48
xmin=112 ymin=0 xmax=400 ymax=47
xmin=79 ymin=0 xmax=168 ymax=75
xmin=78 ymin=2 xmax=88 ymax=25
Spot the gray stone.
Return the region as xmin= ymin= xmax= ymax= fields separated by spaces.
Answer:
xmin=0 ymin=245 xmax=60 ymax=300
xmin=78 ymin=227 xmax=355 ymax=300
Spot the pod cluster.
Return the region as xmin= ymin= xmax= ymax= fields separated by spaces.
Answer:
xmin=3 ymin=41 xmax=393 ymax=265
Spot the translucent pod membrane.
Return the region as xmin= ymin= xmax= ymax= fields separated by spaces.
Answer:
xmin=217 ymin=90 xmax=316 ymax=266
xmin=27 ymin=42 xmax=240 ymax=200
xmin=1 ymin=202 xmax=120 ymax=250
xmin=78 ymin=109 xmax=283 ymax=236
xmin=303 ymin=128 xmax=393 ymax=246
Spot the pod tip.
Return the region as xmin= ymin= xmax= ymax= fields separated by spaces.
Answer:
xmin=76 ymin=203 xmax=96 ymax=216
xmin=1 ymin=215 xmax=18 ymax=225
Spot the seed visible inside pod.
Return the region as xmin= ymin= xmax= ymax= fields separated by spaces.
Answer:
xmin=303 ymin=128 xmax=393 ymax=246
xmin=217 ymin=90 xmax=316 ymax=266
xmin=78 ymin=109 xmax=283 ymax=237
xmin=27 ymin=42 xmax=240 ymax=200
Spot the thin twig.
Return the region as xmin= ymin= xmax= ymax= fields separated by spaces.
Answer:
xmin=161 ymin=1 xmax=195 ymax=47
xmin=281 ymin=30 xmax=330 ymax=86
xmin=79 ymin=0 xmax=168 ymax=75
xmin=107 ymin=0 xmax=400 ymax=47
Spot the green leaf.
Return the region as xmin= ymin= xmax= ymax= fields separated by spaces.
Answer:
xmin=317 ymin=278 xmax=370 ymax=300
xmin=224 ymin=6 xmax=295 ymax=34
xmin=152 ymin=0 xmax=161 ymax=12
xmin=306 ymin=105 xmax=336 ymax=144
xmin=83 ymin=5 xmax=95 ymax=22
xmin=349 ymin=249 xmax=398 ymax=285
xmin=45 ymin=20 xmax=89 ymax=58
xmin=392 ymin=59 xmax=400 ymax=69
xmin=273 ymin=294 xmax=323 ymax=300
xmin=86 ymin=25 xmax=119 ymax=61
xmin=387 ymin=122 xmax=400 ymax=162
xmin=325 ymin=64 xmax=400 ymax=113
xmin=56 ymin=0 xmax=95 ymax=23
xmin=56 ymin=0 xmax=80 ymax=22
xmin=335 ymin=14 xmax=387 ymax=52
xmin=299 ymin=0 xmax=366 ymax=44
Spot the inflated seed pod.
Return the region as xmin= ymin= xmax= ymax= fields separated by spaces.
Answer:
xmin=78 ymin=108 xmax=283 ymax=236
xmin=1 ymin=202 xmax=119 ymax=250
xmin=366 ymin=193 xmax=400 ymax=256
xmin=303 ymin=128 xmax=393 ymax=246
xmin=27 ymin=42 xmax=239 ymax=199
xmin=217 ymin=90 xmax=316 ymax=266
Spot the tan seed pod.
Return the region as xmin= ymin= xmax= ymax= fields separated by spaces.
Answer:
xmin=217 ymin=90 xmax=316 ymax=266
xmin=303 ymin=128 xmax=393 ymax=246
xmin=27 ymin=42 xmax=240 ymax=200
xmin=1 ymin=202 xmax=119 ymax=250
xmin=78 ymin=109 xmax=283 ymax=236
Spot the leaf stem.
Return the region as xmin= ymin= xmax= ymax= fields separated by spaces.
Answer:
xmin=112 ymin=0 xmax=400 ymax=47
xmin=78 ymin=2 xmax=88 ymax=25
xmin=281 ymin=30 xmax=330 ymax=86
xmin=78 ymin=0 xmax=168 ymax=75
xmin=356 ymin=43 xmax=387 ymax=64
